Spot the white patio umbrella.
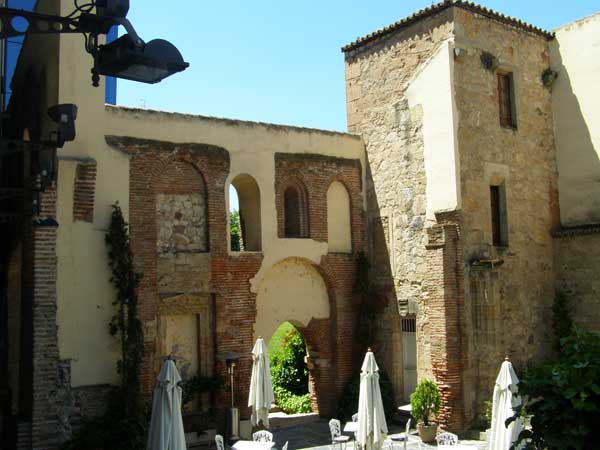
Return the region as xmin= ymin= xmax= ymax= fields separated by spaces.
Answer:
xmin=488 ymin=358 xmax=524 ymax=450
xmin=248 ymin=337 xmax=275 ymax=428
xmin=357 ymin=348 xmax=388 ymax=450
xmin=147 ymin=359 xmax=186 ymax=450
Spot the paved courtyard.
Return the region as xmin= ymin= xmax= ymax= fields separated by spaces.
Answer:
xmin=270 ymin=419 xmax=487 ymax=450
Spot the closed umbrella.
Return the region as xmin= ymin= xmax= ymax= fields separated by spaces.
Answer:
xmin=147 ymin=359 xmax=186 ymax=450
xmin=248 ymin=337 xmax=275 ymax=428
xmin=357 ymin=349 xmax=388 ymax=450
xmin=488 ymin=358 xmax=523 ymax=450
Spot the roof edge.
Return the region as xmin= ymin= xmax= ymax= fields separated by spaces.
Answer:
xmin=342 ymin=0 xmax=553 ymax=54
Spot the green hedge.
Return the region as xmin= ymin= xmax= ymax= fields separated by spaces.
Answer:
xmin=273 ymin=386 xmax=312 ymax=414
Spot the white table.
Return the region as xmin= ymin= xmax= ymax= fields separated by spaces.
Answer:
xmin=343 ymin=422 xmax=358 ymax=433
xmin=232 ymin=440 xmax=276 ymax=450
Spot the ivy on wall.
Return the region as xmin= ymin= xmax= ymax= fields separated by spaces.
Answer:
xmin=105 ymin=202 xmax=144 ymax=417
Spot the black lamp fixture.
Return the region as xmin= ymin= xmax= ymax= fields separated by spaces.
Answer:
xmin=0 ymin=0 xmax=189 ymax=86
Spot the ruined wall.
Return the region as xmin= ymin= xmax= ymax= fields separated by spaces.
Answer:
xmin=453 ymin=8 xmax=558 ymax=423
xmin=344 ymin=9 xmax=454 ymax=405
xmin=553 ymin=228 xmax=600 ymax=333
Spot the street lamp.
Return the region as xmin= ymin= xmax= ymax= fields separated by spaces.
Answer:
xmin=0 ymin=0 xmax=189 ymax=86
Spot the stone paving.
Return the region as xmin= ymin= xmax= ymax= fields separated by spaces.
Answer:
xmin=270 ymin=419 xmax=487 ymax=450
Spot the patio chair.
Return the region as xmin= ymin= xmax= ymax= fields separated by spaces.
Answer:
xmin=352 ymin=413 xmax=358 ymax=422
xmin=435 ymin=431 xmax=458 ymax=446
xmin=282 ymin=441 xmax=289 ymax=450
xmin=253 ymin=430 xmax=274 ymax=443
xmin=329 ymin=418 xmax=351 ymax=450
xmin=215 ymin=434 xmax=225 ymax=450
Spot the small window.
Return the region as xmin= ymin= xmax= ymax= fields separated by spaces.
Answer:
xmin=497 ymin=72 xmax=516 ymax=128
xmin=490 ymin=184 xmax=508 ymax=247
xmin=284 ymin=184 xmax=308 ymax=238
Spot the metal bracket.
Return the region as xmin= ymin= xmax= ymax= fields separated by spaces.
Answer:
xmin=0 ymin=8 xmax=83 ymax=39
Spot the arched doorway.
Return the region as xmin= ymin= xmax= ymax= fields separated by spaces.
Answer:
xmin=255 ymin=258 xmax=333 ymax=414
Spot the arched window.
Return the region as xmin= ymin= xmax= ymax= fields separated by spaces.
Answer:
xmin=284 ymin=184 xmax=308 ymax=238
xmin=327 ymin=181 xmax=352 ymax=253
xmin=230 ymin=174 xmax=261 ymax=251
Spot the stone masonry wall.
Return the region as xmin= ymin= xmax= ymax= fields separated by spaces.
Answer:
xmin=344 ymin=9 xmax=454 ymax=408
xmin=553 ymin=228 xmax=600 ymax=333
xmin=453 ymin=7 xmax=558 ymax=424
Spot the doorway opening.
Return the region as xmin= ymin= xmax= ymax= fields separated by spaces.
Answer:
xmin=401 ymin=317 xmax=417 ymax=402
xmin=268 ymin=322 xmax=312 ymax=414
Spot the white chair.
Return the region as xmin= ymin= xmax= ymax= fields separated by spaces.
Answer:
xmin=253 ymin=430 xmax=274 ymax=443
xmin=389 ymin=419 xmax=412 ymax=450
xmin=435 ymin=431 xmax=458 ymax=446
xmin=352 ymin=413 xmax=358 ymax=422
xmin=281 ymin=441 xmax=289 ymax=450
xmin=329 ymin=418 xmax=351 ymax=450
xmin=215 ymin=434 xmax=225 ymax=450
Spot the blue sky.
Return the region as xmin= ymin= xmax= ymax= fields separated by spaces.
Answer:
xmin=118 ymin=0 xmax=598 ymax=133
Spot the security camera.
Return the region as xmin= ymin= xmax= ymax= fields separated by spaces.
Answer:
xmin=47 ymin=104 xmax=78 ymax=148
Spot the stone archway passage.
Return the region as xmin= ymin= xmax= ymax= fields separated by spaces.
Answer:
xmin=255 ymin=258 xmax=333 ymax=415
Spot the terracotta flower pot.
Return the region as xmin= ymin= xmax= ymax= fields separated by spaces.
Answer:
xmin=417 ymin=422 xmax=438 ymax=443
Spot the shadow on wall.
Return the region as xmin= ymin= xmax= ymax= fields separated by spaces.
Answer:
xmin=363 ymin=158 xmax=405 ymax=404
xmin=552 ymin=40 xmax=600 ymax=227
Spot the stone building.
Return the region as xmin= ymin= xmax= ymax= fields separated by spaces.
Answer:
xmin=343 ymin=0 xmax=600 ymax=432
xmin=2 ymin=1 xmax=600 ymax=449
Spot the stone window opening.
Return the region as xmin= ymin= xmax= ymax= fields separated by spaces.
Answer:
xmin=497 ymin=71 xmax=517 ymax=128
xmin=490 ymin=183 xmax=508 ymax=247
xmin=229 ymin=174 xmax=262 ymax=252
xmin=284 ymin=184 xmax=309 ymax=238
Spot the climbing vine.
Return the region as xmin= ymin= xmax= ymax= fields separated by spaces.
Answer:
xmin=105 ymin=203 xmax=144 ymax=417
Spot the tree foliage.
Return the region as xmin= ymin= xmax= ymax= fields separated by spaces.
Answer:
xmin=410 ymin=379 xmax=442 ymax=426
xmin=270 ymin=327 xmax=312 ymax=414
xmin=552 ymin=290 xmax=573 ymax=353
xmin=230 ymin=210 xmax=241 ymax=251
xmin=105 ymin=203 xmax=144 ymax=417
xmin=510 ymin=327 xmax=600 ymax=450
xmin=270 ymin=328 xmax=309 ymax=395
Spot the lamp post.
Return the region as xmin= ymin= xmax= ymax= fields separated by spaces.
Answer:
xmin=0 ymin=0 xmax=189 ymax=86
xmin=217 ymin=351 xmax=242 ymax=442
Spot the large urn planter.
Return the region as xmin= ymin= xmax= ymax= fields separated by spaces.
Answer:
xmin=417 ymin=423 xmax=438 ymax=443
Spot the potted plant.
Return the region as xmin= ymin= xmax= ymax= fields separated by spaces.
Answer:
xmin=410 ymin=379 xmax=442 ymax=443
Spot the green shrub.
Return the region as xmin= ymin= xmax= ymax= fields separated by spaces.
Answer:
xmin=552 ymin=290 xmax=574 ymax=353
xmin=410 ymin=379 xmax=441 ymax=426
xmin=273 ymin=386 xmax=312 ymax=414
xmin=509 ymin=327 xmax=600 ymax=450
xmin=270 ymin=328 xmax=309 ymax=396
xmin=336 ymin=370 xmax=396 ymax=421
xmin=180 ymin=374 xmax=221 ymax=407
